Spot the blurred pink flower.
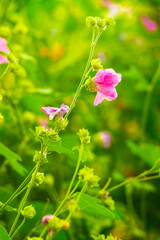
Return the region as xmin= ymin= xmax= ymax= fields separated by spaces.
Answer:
xmin=141 ymin=16 xmax=158 ymax=32
xmin=93 ymin=69 xmax=121 ymax=105
xmin=0 ymin=38 xmax=10 ymax=64
xmin=97 ymin=52 xmax=106 ymax=64
xmin=42 ymin=104 xmax=69 ymax=120
xmin=39 ymin=118 xmax=50 ymax=130
xmin=100 ymin=131 xmax=112 ymax=148
xmin=42 ymin=215 xmax=53 ymax=225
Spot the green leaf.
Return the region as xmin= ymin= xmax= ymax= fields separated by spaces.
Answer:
xmin=74 ymin=193 xmax=120 ymax=220
xmin=73 ymin=146 xmax=91 ymax=162
xmin=48 ymin=142 xmax=73 ymax=155
xmin=0 ymin=226 xmax=11 ymax=240
xmin=0 ymin=202 xmax=18 ymax=213
xmin=0 ymin=143 xmax=26 ymax=176
xmin=127 ymin=140 xmax=160 ymax=168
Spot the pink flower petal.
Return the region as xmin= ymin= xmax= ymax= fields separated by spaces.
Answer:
xmin=141 ymin=16 xmax=158 ymax=32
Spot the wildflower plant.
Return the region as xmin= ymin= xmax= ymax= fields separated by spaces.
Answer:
xmin=0 ymin=7 xmax=160 ymax=240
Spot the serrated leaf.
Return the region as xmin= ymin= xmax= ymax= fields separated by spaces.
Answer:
xmin=0 ymin=143 xmax=26 ymax=176
xmin=74 ymin=193 xmax=120 ymax=220
xmin=127 ymin=140 xmax=160 ymax=167
xmin=48 ymin=142 xmax=73 ymax=155
xmin=0 ymin=226 xmax=11 ymax=240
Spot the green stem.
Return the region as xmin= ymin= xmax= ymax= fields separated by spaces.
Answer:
xmin=0 ymin=166 xmax=36 ymax=212
xmin=11 ymin=218 xmax=26 ymax=238
xmin=9 ymin=143 xmax=44 ymax=236
xmin=141 ymin=62 xmax=160 ymax=140
xmin=64 ymin=29 xmax=102 ymax=120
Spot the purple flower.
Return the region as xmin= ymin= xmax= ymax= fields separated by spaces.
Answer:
xmin=42 ymin=104 xmax=69 ymax=120
xmin=100 ymin=131 xmax=112 ymax=148
xmin=141 ymin=16 xmax=158 ymax=32
xmin=42 ymin=215 xmax=54 ymax=225
xmin=93 ymin=69 xmax=121 ymax=106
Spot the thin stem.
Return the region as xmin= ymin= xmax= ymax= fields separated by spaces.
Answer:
xmin=141 ymin=62 xmax=160 ymax=140
xmin=0 ymin=166 xmax=36 ymax=212
xmin=11 ymin=218 xmax=26 ymax=238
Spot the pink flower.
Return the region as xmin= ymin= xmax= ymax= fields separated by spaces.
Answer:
xmin=42 ymin=215 xmax=54 ymax=225
xmin=100 ymin=131 xmax=112 ymax=148
xmin=39 ymin=118 xmax=50 ymax=130
xmin=42 ymin=104 xmax=69 ymax=120
xmin=93 ymin=69 xmax=121 ymax=106
xmin=141 ymin=16 xmax=158 ymax=32
xmin=0 ymin=38 xmax=10 ymax=64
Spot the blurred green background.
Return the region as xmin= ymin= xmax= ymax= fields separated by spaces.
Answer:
xmin=0 ymin=0 xmax=160 ymax=239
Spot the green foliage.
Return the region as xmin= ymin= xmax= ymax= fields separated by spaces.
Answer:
xmin=0 ymin=226 xmax=11 ymax=240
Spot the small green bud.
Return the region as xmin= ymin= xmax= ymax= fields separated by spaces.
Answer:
xmin=48 ymin=128 xmax=60 ymax=142
xmin=91 ymin=58 xmax=103 ymax=71
xmin=79 ymin=166 xmax=100 ymax=187
xmin=77 ymin=129 xmax=91 ymax=145
xmin=35 ymin=172 xmax=44 ymax=186
xmin=44 ymin=174 xmax=54 ymax=187
xmin=55 ymin=118 xmax=68 ymax=131
xmin=95 ymin=17 xmax=106 ymax=30
xmin=35 ymin=126 xmax=48 ymax=141
xmin=85 ymin=77 xmax=97 ymax=92
xmin=47 ymin=216 xmax=63 ymax=231
xmin=21 ymin=205 xmax=36 ymax=219
xmin=105 ymin=16 xmax=115 ymax=27
xmin=86 ymin=16 xmax=96 ymax=28
xmin=33 ymin=151 xmax=47 ymax=164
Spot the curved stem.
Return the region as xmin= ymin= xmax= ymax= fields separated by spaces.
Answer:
xmin=11 ymin=218 xmax=26 ymax=239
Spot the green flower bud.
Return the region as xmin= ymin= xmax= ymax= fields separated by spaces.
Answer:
xmin=77 ymin=129 xmax=91 ymax=145
xmin=95 ymin=17 xmax=106 ymax=30
xmin=44 ymin=174 xmax=54 ymax=187
xmin=55 ymin=118 xmax=68 ymax=131
xmin=35 ymin=172 xmax=44 ymax=186
xmin=47 ymin=216 xmax=63 ymax=231
xmin=21 ymin=205 xmax=36 ymax=219
xmin=35 ymin=126 xmax=48 ymax=141
xmin=78 ymin=166 xmax=100 ymax=187
xmin=33 ymin=151 xmax=48 ymax=165
xmin=85 ymin=77 xmax=97 ymax=92
xmin=91 ymin=58 xmax=103 ymax=71
xmin=104 ymin=196 xmax=115 ymax=210
xmin=48 ymin=128 xmax=61 ymax=142
xmin=105 ymin=16 xmax=116 ymax=27
xmin=86 ymin=16 xmax=96 ymax=28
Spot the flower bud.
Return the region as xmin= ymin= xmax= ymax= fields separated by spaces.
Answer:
xmin=61 ymin=219 xmax=70 ymax=229
xmin=33 ymin=151 xmax=48 ymax=165
xmin=48 ymin=128 xmax=60 ymax=142
xmin=78 ymin=166 xmax=100 ymax=187
xmin=21 ymin=205 xmax=36 ymax=219
xmin=55 ymin=118 xmax=68 ymax=131
xmin=47 ymin=216 xmax=63 ymax=231
xmin=91 ymin=58 xmax=103 ymax=71
xmin=95 ymin=17 xmax=106 ymax=30
xmin=105 ymin=16 xmax=116 ymax=27
xmin=86 ymin=16 xmax=96 ymax=28
xmin=35 ymin=126 xmax=48 ymax=141
xmin=85 ymin=77 xmax=97 ymax=92
xmin=35 ymin=172 xmax=44 ymax=186
xmin=77 ymin=129 xmax=91 ymax=145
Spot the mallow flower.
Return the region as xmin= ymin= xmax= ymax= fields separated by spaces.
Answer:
xmin=0 ymin=37 xmax=10 ymax=64
xmin=93 ymin=69 xmax=121 ymax=105
xmin=42 ymin=104 xmax=69 ymax=120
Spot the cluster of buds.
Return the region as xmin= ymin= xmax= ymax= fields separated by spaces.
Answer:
xmin=21 ymin=205 xmax=36 ymax=219
xmin=78 ymin=166 xmax=100 ymax=187
xmin=86 ymin=16 xmax=115 ymax=30
xmin=91 ymin=58 xmax=103 ymax=71
xmin=35 ymin=172 xmax=44 ymax=186
xmin=42 ymin=215 xmax=70 ymax=236
xmin=77 ymin=129 xmax=91 ymax=145
xmin=35 ymin=126 xmax=60 ymax=142
xmin=92 ymin=234 xmax=122 ymax=240
xmin=55 ymin=117 xmax=68 ymax=131
xmin=33 ymin=151 xmax=47 ymax=165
